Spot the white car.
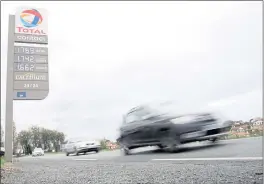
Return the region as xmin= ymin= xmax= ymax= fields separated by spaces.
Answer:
xmin=32 ymin=148 xmax=44 ymax=157
xmin=64 ymin=139 xmax=101 ymax=156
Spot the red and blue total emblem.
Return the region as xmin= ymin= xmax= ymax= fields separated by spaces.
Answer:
xmin=20 ymin=9 xmax=43 ymax=28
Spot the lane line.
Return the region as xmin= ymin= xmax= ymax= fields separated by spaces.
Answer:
xmin=72 ymin=158 xmax=98 ymax=161
xmin=152 ymin=157 xmax=263 ymax=161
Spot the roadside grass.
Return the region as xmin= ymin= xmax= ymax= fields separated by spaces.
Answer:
xmin=226 ymin=134 xmax=263 ymax=140
xmin=0 ymin=157 xmax=5 ymax=167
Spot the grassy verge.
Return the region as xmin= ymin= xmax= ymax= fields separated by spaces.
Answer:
xmin=222 ymin=134 xmax=263 ymax=140
xmin=0 ymin=157 xmax=5 ymax=167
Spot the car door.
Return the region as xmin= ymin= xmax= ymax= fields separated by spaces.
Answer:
xmin=120 ymin=110 xmax=147 ymax=144
xmin=132 ymin=108 xmax=156 ymax=144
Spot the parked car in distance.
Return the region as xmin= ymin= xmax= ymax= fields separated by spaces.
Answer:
xmin=64 ymin=139 xmax=101 ymax=156
xmin=117 ymin=105 xmax=233 ymax=155
xmin=0 ymin=147 xmax=5 ymax=156
xmin=32 ymin=148 xmax=44 ymax=157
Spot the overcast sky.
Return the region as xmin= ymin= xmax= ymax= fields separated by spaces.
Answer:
xmin=1 ymin=1 xmax=262 ymax=141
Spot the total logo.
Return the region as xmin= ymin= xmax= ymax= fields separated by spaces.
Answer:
xmin=16 ymin=9 xmax=46 ymax=35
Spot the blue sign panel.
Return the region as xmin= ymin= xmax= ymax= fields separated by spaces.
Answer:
xmin=17 ymin=92 xmax=26 ymax=98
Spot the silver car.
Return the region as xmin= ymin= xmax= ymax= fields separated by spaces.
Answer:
xmin=64 ymin=139 xmax=101 ymax=156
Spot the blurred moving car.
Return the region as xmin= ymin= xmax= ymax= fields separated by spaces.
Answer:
xmin=64 ymin=139 xmax=101 ymax=156
xmin=0 ymin=147 xmax=5 ymax=156
xmin=117 ymin=105 xmax=233 ymax=155
xmin=32 ymin=148 xmax=44 ymax=157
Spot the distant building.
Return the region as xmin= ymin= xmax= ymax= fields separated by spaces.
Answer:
xmin=250 ymin=118 xmax=263 ymax=133
xmin=230 ymin=118 xmax=263 ymax=137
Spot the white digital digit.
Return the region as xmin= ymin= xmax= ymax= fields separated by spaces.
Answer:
xmin=30 ymin=48 xmax=34 ymax=54
xmin=24 ymin=64 xmax=29 ymax=71
xmin=30 ymin=56 xmax=34 ymax=62
xmin=25 ymin=48 xmax=29 ymax=54
xmin=18 ymin=56 xmax=22 ymax=62
xmin=25 ymin=55 xmax=30 ymax=62
xmin=20 ymin=55 xmax=25 ymax=62
xmin=18 ymin=64 xmax=24 ymax=70
xmin=30 ymin=64 xmax=34 ymax=71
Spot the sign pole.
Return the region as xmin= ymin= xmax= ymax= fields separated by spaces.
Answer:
xmin=5 ymin=15 xmax=15 ymax=162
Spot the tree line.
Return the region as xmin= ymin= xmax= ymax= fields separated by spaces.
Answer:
xmin=15 ymin=125 xmax=66 ymax=155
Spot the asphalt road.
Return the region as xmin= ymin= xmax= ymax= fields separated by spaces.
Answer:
xmin=2 ymin=137 xmax=263 ymax=184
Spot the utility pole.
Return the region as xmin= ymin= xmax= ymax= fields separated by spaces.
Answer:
xmin=5 ymin=15 xmax=15 ymax=162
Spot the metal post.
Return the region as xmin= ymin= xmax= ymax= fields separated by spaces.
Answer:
xmin=5 ymin=15 xmax=15 ymax=162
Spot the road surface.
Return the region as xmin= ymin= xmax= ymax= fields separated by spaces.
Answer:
xmin=2 ymin=137 xmax=263 ymax=184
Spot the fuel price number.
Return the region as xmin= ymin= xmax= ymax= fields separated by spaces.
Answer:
xmin=15 ymin=63 xmax=35 ymax=72
xmin=15 ymin=55 xmax=35 ymax=62
xmin=15 ymin=46 xmax=36 ymax=54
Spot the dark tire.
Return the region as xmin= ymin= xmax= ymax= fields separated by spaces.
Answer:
xmin=157 ymin=144 xmax=165 ymax=149
xmin=119 ymin=138 xmax=130 ymax=156
xmin=210 ymin=138 xmax=218 ymax=143
xmin=95 ymin=149 xmax=99 ymax=153
xmin=66 ymin=152 xmax=69 ymax=156
xmin=161 ymin=134 xmax=181 ymax=153
xmin=121 ymin=147 xmax=130 ymax=156
xmin=76 ymin=152 xmax=79 ymax=156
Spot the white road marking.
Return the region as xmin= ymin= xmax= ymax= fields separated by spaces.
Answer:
xmin=152 ymin=157 xmax=263 ymax=161
xmin=72 ymin=158 xmax=98 ymax=161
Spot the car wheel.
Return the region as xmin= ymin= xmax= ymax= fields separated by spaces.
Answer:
xmin=157 ymin=144 xmax=165 ymax=149
xmin=121 ymin=147 xmax=130 ymax=156
xmin=76 ymin=152 xmax=79 ymax=156
xmin=95 ymin=149 xmax=99 ymax=153
xmin=210 ymin=138 xmax=218 ymax=143
xmin=162 ymin=135 xmax=181 ymax=153
xmin=66 ymin=152 xmax=69 ymax=156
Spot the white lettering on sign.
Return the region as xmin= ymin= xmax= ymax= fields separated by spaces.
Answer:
xmin=15 ymin=63 xmax=35 ymax=71
xmin=24 ymin=83 xmax=39 ymax=88
xmin=15 ymin=73 xmax=47 ymax=81
xmin=16 ymin=47 xmax=35 ymax=54
xmin=16 ymin=35 xmax=47 ymax=43
xmin=17 ymin=55 xmax=34 ymax=62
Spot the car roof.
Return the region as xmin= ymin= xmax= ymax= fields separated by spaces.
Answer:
xmin=126 ymin=105 xmax=150 ymax=115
